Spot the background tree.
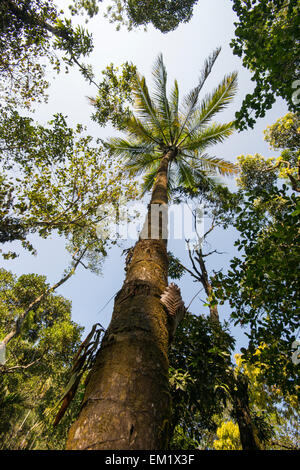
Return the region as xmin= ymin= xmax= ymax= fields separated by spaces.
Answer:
xmin=168 ymin=187 xmax=262 ymax=450
xmin=0 ymin=268 xmax=83 ymax=450
xmin=168 ymin=312 xmax=235 ymax=449
xmin=264 ymin=113 xmax=300 ymax=193
xmin=0 ymin=0 xmax=99 ymax=107
xmin=167 ymin=289 xmax=298 ymax=450
xmin=168 ymin=119 xmax=299 ymax=448
xmin=213 ymin=421 xmax=242 ymax=450
xmin=264 ymin=113 xmax=300 ymax=152
xmin=89 ymin=61 xmax=137 ymax=129
xmin=66 ymin=50 xmax=238 ymax=450
xmin=214 ymin=120 xmax=300 ymax=397
xmin=0 ymin=110 xmax=137 ymax=262
xmin=0 ymin=108 xmax=137 ymax=347
xmin=233 ymin=354 xmax=299 ymax=450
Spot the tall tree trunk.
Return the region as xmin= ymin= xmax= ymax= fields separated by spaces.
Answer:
xmin=66 ymin=151 xmax=175 ymax=450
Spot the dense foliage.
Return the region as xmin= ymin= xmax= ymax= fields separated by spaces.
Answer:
xmin=0 ymin=268 xmax=83 ymax=449
xmin=89 ymin=62 xmax=137 ymax=129
xmin=231 ymin=0 xmax=300 ymax=129
xmin=216 ymin=183 xmax=299 ymax=396
xmin=169 ymin=313 xmax=299 ymax=450
xmin=234 ymin=355 xmax=299 ymax=450
xmin=214 ymin=142 xmax=300 ymax=397
xmin=0 ymin=0 xmax=97 ymax=107
xmin=0 ymin=109 xmax=137 ymax=263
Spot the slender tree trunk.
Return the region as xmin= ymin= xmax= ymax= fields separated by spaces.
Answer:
xmin=66 ymin=151 xmax=175 ymax=450
xmin=232 ymin=373 xmax=261 ymax=450
xmin=208 ymin=298 xmax=260 ymax=449
xmin=189 ymin=248 xmax=260 ymax=450
xmin=208 ymin=294 xmax=260 ymax=450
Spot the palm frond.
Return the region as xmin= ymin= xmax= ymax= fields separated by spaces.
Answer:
xmin=180 ymin=72 xmax=238 ymax=143
xmin=177 ymin=159 xmax=198 ymax=188
xmin=169 ymin=79 xmax=180 ymax=141
xmin=133 ymin=73 xmax=168 ymax=143
xmin=141 ymin=161 xmax=161 ymax=195
xmin=195 ymin=155 xmax=238 ymax=177
xmin=124 ymin=152 xmax=161 ymax=175
xmin=182 ymin=154 xmax=237 ymax=178
xmin=107 ymin=137 xmax=155 ymax=159
xmin=107 ymin=49 xmax=238 ymax=198
xmin=151 ymin=54 xmax=173 ymax=141
xmin=198 ymin=47 xmax=222 ymax=93
xmin=181 ymin=122 xmax=235 ymax=152
xmin=123 ymin=112 xmax=161 ymax=145
xmin=167 ymin=162 xmax=178 ymax=193
xmin=176 ymin=47 xmax=221 ymax=143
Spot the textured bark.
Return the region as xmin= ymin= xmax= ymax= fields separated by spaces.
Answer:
xmin=66 ymin=151 xmax=175 ymax=450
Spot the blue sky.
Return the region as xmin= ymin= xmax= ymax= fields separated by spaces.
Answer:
xmin=1 ymin=0 xmax=287 ymax=354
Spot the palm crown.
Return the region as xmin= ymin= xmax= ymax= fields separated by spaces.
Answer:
xmin=107 ymin=48 xmax=238 ymax=196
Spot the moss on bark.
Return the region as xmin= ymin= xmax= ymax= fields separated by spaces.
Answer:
xmin=66 ymin=239 xmax=172 ymax=449
xmin=66 ymin=152 xmax=175 ymax=450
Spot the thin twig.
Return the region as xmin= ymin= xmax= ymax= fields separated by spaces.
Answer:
xmin=186 ymin=289 xmax=203 ymax=310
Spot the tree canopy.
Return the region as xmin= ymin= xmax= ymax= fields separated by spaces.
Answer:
xmin=169 ymin=312 xmax=235 ymax=449
xmin=231 ymin=0 xmax=300 ymax=129
xmin=0 ymin=109 xmax=137 ymax=262
xmin=107 ymin=50 xmax=238 ymax=195
xmin=213 ymin=117 xmax=300 ymax=396
xmin=105 ymin=0 xmax=198 ymax=32
xmin=0 ymin=268 xmax=83 ymax=449
xmin=0 ymin=0 xmax=98 ymax=107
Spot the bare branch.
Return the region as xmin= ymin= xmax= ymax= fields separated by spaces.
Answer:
xmin=203 ymin=216 xmax=216 ymax=240
xmin=185 ymin=239 xmax=204 ymax=282
xmin=175 ymin=259 xmax=202 ymax=282
xmin=0 ymin=358 xmax=41 ymax=374
xmin=202 ymin=249 xmax=225 ymax=257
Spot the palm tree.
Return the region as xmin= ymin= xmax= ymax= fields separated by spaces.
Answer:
xmin=66 ymin=49 xmax=238 ymax=450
